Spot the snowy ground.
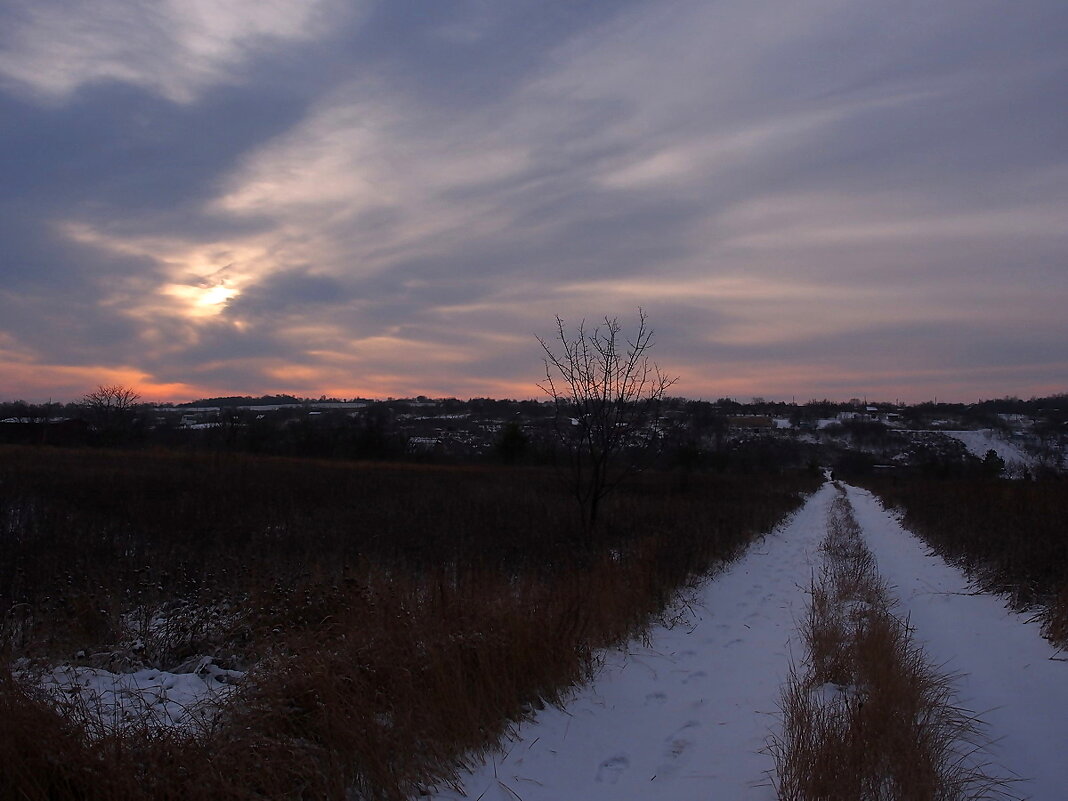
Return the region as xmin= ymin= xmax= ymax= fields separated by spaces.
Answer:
xmin=433 ymin=481 xmax=1068 ymax=800
xmin=433 ymin=485 xmax=833 ymax=801
xmin=36 ymin=656 xmax=244 ymax=734
xmin=942 ymin=429 xmax=1035 ymax=473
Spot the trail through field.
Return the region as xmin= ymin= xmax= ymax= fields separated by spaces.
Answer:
xmin=844 ymin=484 xmax=1068 ymax=799
xmin=432 ymin=483 xmax=835 ymax=800
xmin=431 ymin=481 xmax=1068 ymax=800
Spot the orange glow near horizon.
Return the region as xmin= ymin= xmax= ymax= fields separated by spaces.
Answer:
xmin=0 ymin=361 xmax=200 ymax=405
xmin=5 ymin=354 xmax=1064 ymax=406
xmin=20 ymin=197 xmax=1057 ymax=409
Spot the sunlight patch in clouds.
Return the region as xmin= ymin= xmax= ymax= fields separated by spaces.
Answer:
xmin=163 ymin=283 xmax=239 ymax=317
xmin=59 ymin=221 xmax=265 ymax=320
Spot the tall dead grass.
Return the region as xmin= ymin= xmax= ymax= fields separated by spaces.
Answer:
xmin=859 ymin=475 xmax=1068 ymax=648
xmin=0 ymin=445 xmax=819 ymax=800
xmin=771 ymin=490 xmax=1016 ymax=801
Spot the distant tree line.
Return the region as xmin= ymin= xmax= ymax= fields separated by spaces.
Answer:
xmin=2 ymin=388 xmax=1064 ymax=476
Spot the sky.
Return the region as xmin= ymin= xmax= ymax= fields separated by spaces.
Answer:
xmin=1 ymin=0 xmax=1066 ymax=404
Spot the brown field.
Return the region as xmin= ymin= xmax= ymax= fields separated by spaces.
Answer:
xmin=0 ymin=445 xmax=818 ymax=800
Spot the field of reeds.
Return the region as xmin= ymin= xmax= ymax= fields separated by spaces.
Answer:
xmin=0 ymin=445 xmax=819 ymax=801
xmin=857 ymin=475 xmax=1068 ymax=647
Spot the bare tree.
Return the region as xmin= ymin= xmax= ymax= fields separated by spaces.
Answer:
xmin=82 ymin=384 xmax=142 ymax=438
xmin=83 ymin=384 xmax=141 ymax=413
xmin=538 ymin=309 xmax=677 ymax=534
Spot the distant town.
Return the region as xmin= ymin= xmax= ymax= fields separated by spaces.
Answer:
xmin=2 ymin=392 xmax=1065 ymax=478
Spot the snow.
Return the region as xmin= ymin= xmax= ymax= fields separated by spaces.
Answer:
xmin=37 ymin=656 xmax=243 ymax=734
xmin=433 ymin=484 xmax=834 ymax=800
xmin=433 ymin=481 xmax=1067 ymax=800
xmin=943 ymin=429 xmax=1034 ymax=470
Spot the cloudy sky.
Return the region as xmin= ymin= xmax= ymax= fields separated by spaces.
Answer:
xmin=1 ymin=0 xmax=1066 ymax=403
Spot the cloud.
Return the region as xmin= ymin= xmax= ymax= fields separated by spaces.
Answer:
xmin=714 ymin=192 xmax=1068 ymax=252
xmin=1 ymin=0 xmax=1066 ymax=402
xmin=0 ymin=0 xmax=352 ymax=104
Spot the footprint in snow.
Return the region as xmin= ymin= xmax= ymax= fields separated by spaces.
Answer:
xmin=595 ymin=754 xmax=630 ymax=784
xmin=666 ymin=719 xmax=701 ymax=743
xmin=682 ymin=670 xmax=708 ymax=685
xmin=659 ymin=720 xmax=703 ymax=773
xmin=645 ymin=692 xmax=668 ymax=705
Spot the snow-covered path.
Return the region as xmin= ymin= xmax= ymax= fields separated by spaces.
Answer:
xmin=845 ymin=484 xmax=1068 ymax=800
xmin=433 ymin=483 xmax=837 ymax=801
xmin=433 ymin=481 xmax=1068 ymax=800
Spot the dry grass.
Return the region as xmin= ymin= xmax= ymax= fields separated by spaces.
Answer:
xmin=0 ymin=445 xmax=819 ymax=800
xmin=859 ymin=475 xmax=1068 ymax=648
xmin=1046 ymin=586 xmax=1068 ymax=648
xmin=771 ymin=490 xmax=1017 ymax=801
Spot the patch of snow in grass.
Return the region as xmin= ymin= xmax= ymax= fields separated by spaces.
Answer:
xmin=807 ymin=681 xmax=858 ymax=706
xmin=38 ymin=656 xmax=243 ymax=735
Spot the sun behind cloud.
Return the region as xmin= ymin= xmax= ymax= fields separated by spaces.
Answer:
xmin=163 ymin=281 xmax=239 ymax=317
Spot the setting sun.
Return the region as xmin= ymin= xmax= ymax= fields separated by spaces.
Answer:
xmin=164 ymin=282 xmax=240 ymax=316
